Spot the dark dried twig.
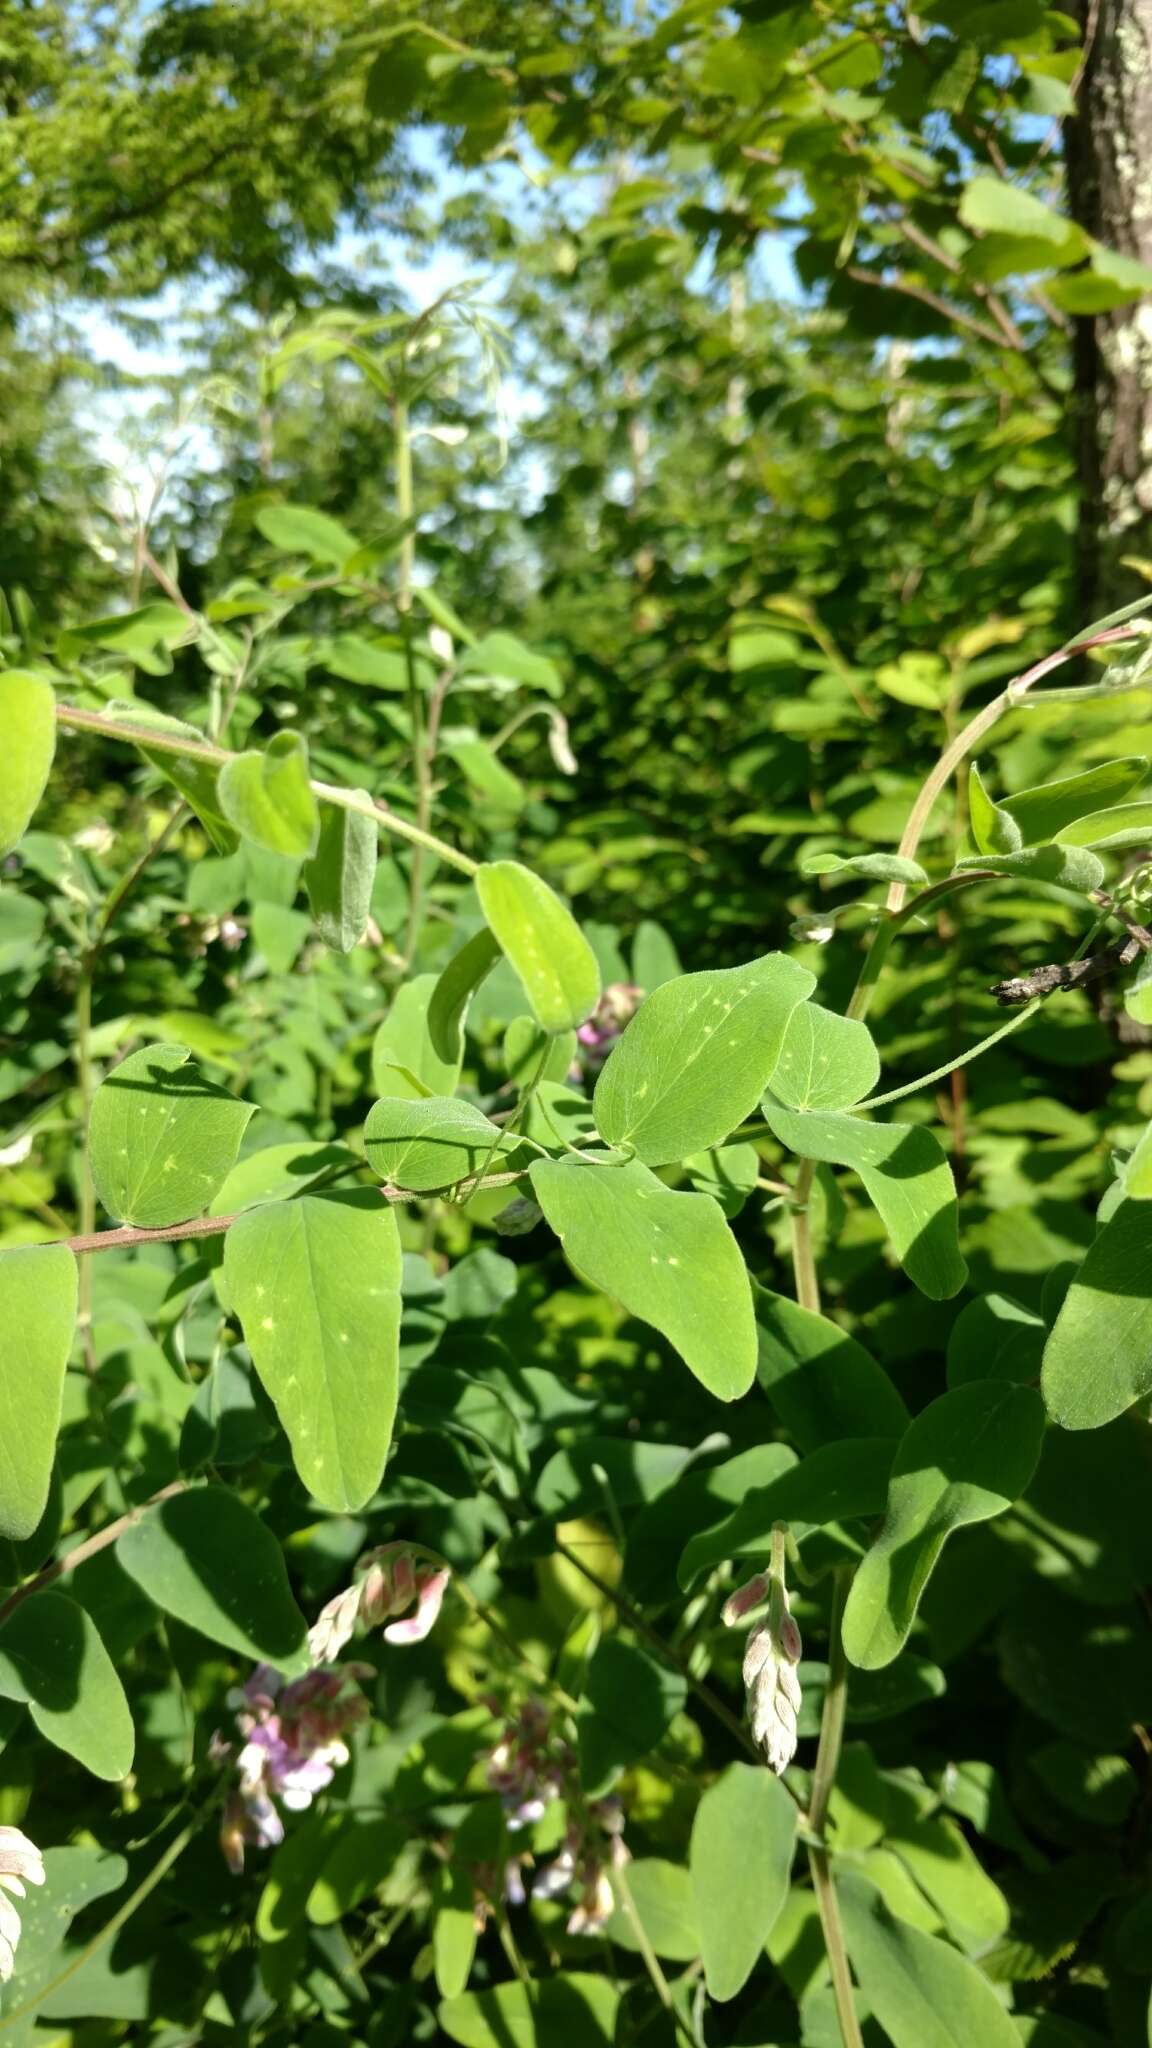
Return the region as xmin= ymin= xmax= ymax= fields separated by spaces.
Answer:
xmin=991 ymin=932 xmax=1145 ymax=1006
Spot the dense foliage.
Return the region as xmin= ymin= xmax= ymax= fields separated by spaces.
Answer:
xmin=4 ymin=4 xmax=1152 ymax=2046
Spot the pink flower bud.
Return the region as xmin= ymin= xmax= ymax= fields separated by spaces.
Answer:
xmin=383 ymin=1566 xmax=450 ymax=1644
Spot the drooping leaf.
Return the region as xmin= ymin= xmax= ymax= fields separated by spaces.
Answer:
xmin=428 ymin=929 xmax=502 ymax=1064
xmin=372 ymin=974 xmax=463 ymax=1099
xmin=595 ymin=953 xmax=814 ymax=1166
xmin=768 ymin=1000 xmax=880 ymax=1111
xmin=1002 ymin=757 xmax=1148 ymax=842
xmin=303 ymin=802 xmax=377 ymax=951
xmin=0 ymin=1592 xmax=134 ymax=1780
xmin=576 ymin=1637 xmax=687 ymax=1795
xmin=255 ymin=503 xmax=360 ymax=564
xmin=0 ymin=1244 xmax=76 ymax=1540
xmin=803 ymin=851 xmax=928 ymax=885
xmin=476 ymin=860 xmax=600 ymax=1033
xmin=764 ymin=1106 xmax=967 ymax=1299
xmin=946 ymin=1291 xmax=1045 ymax=1387
xmin=529 ymin=1157 xmax=758 ymax=1400
xmin=842 ymin=1381 xmax=1046 ymax=1669
xmin=755 ymin=1289 xmax=911 ymax=1449
xmin=223 ymin=1191 xmax=402 ymax=1512
xmin=0 ymin=671 xmax=56 ymax=856
xmin=968 ymin=762 xmax=1022 ymax=855
xmin=117 ymin=1486 xmax=310 ymax=1673
xmin=690 ymin=1763 xmax=797 ymax=2000
xmin=838 ymin=1874 xmax=1021 ymax=2048
xmin=442 ymin=730 xmax=525 ymax=810
xmin=364 ymin=1096 xmax=505 ymax=1191
xmin=1042 ymin=1199 xmax=1152 ymax=1429
xmin=219 ymin=732 xmax=319 ymax=857
xmin=89 ymin=1041 xmax=255 ymax=1228
xmin=953 ymin=844 xmax=1106 ymax=891
xmin=101 ymin=700 xmax=238 ymax=853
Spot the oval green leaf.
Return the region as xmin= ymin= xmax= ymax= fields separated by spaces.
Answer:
xmin=1042 ymin=1198 xmax=1152 ymax=1429
xmin=364 ymin=1095 xmax=504 ymax=1192
xmin=303 ymin=802 xmax=377 ymax=951
xmin=690 ymin=1762 xmax=797 ymax=2000
xmin=0 ymin=1591 xmax=134 ymax=1781
xmin=223 ymin=1190 xmax=402 ymax=1512
xmin=529 ymin=1156 xmax=758 ymax=1400
xmin=839 ymin=1874 xmax=1021 ymax=2048
xmin=768 ymin=1001 xmax=880 ymax=1111
xmin=0 ymin=1244 xmax=76 ymax=1540
xmin=0 ymin=670 xmax=56 ymax=855
xmin=373 ymin=974 xmax=462 ymax=1099
xmin=117 ymin=1485 xmax=310 ymax=1674
xmin=89 ymin=1041 xmax=255 ymax=1229
xmin=428 ymin=928 xmax=502 ymax=1064
xmin=954 ymin=844 xmax=1106 ymax=891
xmin=764 ymin=1106 xmax=967 ymax=1299
xmin=1003 ymin=756 xmax=1148 ymax=842
xmin=476 ymin=860 xmax=600 ymax=1033
xmin=755 ymin=1288 xmax=911 ymax=1450
xmin=595 ymin=953 xmax=815 ymax=1166
xmin=219 ymin=731 xmax=319 ymax=857
xmin=842 ymin=1380 xmax=1045 ymax=1670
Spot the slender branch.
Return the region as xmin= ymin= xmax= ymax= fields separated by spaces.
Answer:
xmin=54 ymin=705 xmax=479 ymax=878
xmin=807 ymin=1568 xmax=864 ymax=2048
xmin=884 ymin=623 xmax=1144 ymax=914
xmin=0 ymin=1481 xmax=186 ymax=1627
xmin=551 ymin=1539 xmax=759 ymax=1761
xmin=844 ymin=266 xmax=1006 ymax=350
xmin=612 ymin=1858 xmax=700 ymax=2048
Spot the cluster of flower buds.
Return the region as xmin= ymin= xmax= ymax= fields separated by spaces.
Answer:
xmin=218 ymin=1663 xmax=369 ymax=1873
xmin=307 ymin=1543 xmax=451 ymax=1665
xmin=573 ymin=983 xmax=645 ymax=1073
xmin=0 ymin=1827 xmax=44 ymax=1982
xmin=722 ymin=1543 xmax=803 ymax=1776
xmin=477 ymin=1699 xmax=627 ymax=1936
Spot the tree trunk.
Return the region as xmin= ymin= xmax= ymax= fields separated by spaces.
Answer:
xmin=1065 ymin=0 xmax=1152 ymax=619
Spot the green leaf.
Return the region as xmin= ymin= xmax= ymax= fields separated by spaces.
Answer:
xmin=373 ymin=974 xmax=463 ymax=1099
xmin=457 ymin=631 xmax=562 ymax=698
xmin=0 ymin=1591 xmax=134 ymax=1780
xmin=476 ymin=860 xmax=600 ymax=1033
xmin=946 ymin=1290 xmax=1045 ymax=1386
xmin=959 ymin=175 xmax=1087 ymax=261
xmin=764 ymin=1107 xmax=967 ymax=1299
xmin=683 ymin=1140 xmax=760 ymax=1217
xmin=303 ymin=803 xmax=377 ymax=951
xmin=690 ymin=1762 xmax=797 ymax=2000
xmin=439 ymin=1975 xmax=619 ymax=2048
xmin=433 ymin=1864 xmax=478 ymax=1999
xmin=529 ymin=1156 xmax=758 ymax=1399
xmin=755 ymin=1288 xmax=911 ymax=1449
xmin=968 ymin=762 xmax=1022 ymax=855
xmin=364 ymin=1095 xmax=505 ymax=1191
xmin=428 ymin=929 xmax=502 ymax=1064
xmin=842 ymin=1380 xmax=1046 ymax=1669
xmin=219 ymin=732 xmax=319 ymax=857
xmin=306 ymin=1817 xmax=407 ymax=1925
xmin=803 ymin=852 xmax=928 ymax=885
xmin=1042 ymin=1199 xmax=1152 ymax=1428
xmin=208 ymin=1140 xmax=354 ymax=1215
xmin=255 ymin=502 xmax=360 ymax=564
xmin=0 ymin=1244 xmax=76 ymax=1540
xmin=322 ymin=634 xmax=408 ymax=688
xmin=89 ymin=1041 xmax=255 ymax=1228
xmin=875 ymin=652 xmax=951 ymax=710
xmin=838 ymin=1875 xmax=1021 ymax=2048
xmin=631 ymin=918 xmax=682 ymax=990
xmin=223 ymin=1191 xmax=402 ymax=1511
xmin=0 ymin=671 xmax=56 ymax=856
xmin=1002 ymin=757 xmax=1148 ymax=841
xmin=768 ymin=1000 xmax=880 ymax=1111
xmin=678 ymin=1438 xmax=898 ymax=1590
xmin=576 ymin=1637 xmax=687 ymax=1795
xmin=595 ymin=953 xmax=814 ymax=1166
xmin=101 ymin=700 xmax=238 ymax=853
xmin=117 ymin=1485 xmax=310 ymax=1673
xmin=606 ymin=1859 xmax=699 ymax=1963
xmin=442 ymin=731 xmax=525 ymax=810
xmin=953 ymin=844 xmax=1106 ymax=891
xmin=1054 ymin=801 xmax=1152 ymax=850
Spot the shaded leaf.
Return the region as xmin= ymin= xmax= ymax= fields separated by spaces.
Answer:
xmin=1042 ymin=1199 xmax=1152 ymax=1429
xmin=117 ymin=1486 xmax=309 ymax=1674
xmin=691 ymin=1763 xmax=796 ymax=2000
xmin=89 ymin=1041 xmax=255 ymax=1229
xmin=0 ymin=1592 xmax=133 ymax=1780
xmin=0 ymin=1244 xmax=76 ymax=1539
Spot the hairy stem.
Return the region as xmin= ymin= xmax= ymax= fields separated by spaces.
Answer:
xmin=54 ymin=705 xmax=478 ymax=877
